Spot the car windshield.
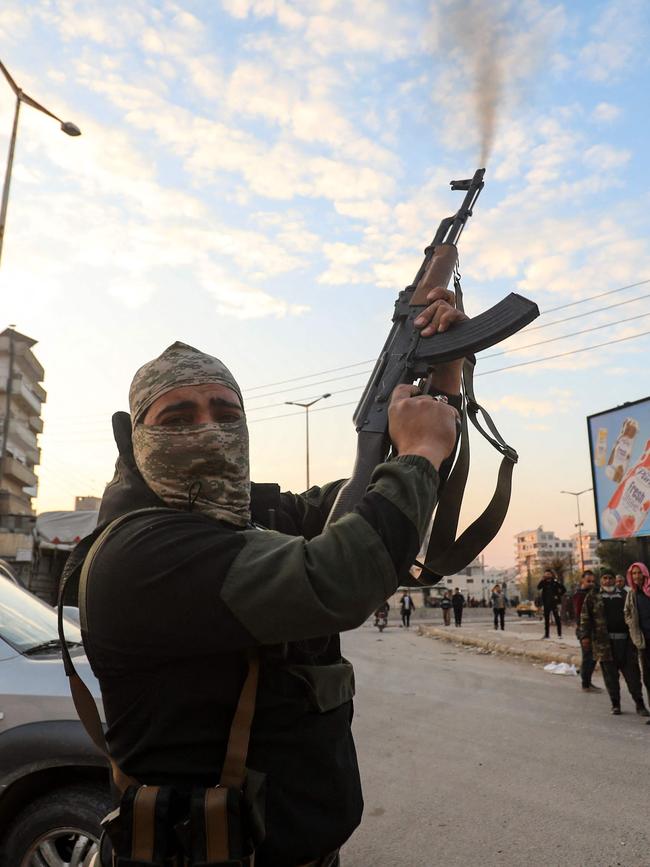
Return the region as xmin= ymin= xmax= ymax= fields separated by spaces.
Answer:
xmin=0 ymin=578 xmax=82 ymax=653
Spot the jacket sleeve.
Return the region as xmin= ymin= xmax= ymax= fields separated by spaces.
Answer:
xmin=220 ymin=456 xmax=437 ymax=645
xmin=579 ymin=594 xmax=593 ymax=640
xmin=89 ymin=455 xmax=439 ymax=657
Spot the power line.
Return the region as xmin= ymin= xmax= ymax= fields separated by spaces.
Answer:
xmin=40 ymin=278 xmax=650 ymax=424
xmin=481 ymin=310 xmax=650 ymax=360
xmin=536 ymin=278 xmax=650 ymax=316
xmin=476 ymin=328 xmax=650 ymax=377
xmin=523 ymin=291 xmax=650 ymax=333
xmin=243 ymin=359 xmax=374 ymax=393
xmin=245 ymin=367 xmax=371 ymax=403
xmin=39 ymin=319 xmax=650 ymax=438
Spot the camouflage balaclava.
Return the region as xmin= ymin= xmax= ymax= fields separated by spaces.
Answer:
xmin=129 ymin=341 xmax=251 ymax=527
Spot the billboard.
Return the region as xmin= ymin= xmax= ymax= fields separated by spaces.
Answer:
xmin=588 ymin=396 xmax=650 ymax=540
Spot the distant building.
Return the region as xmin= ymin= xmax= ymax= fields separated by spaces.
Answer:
xmin=514 ymin=526 xmax=572 ymax=596
xmin=75 ymin=495 xmax=101 ymax=512
xmin=0 ymin=328 xmax=45 ymax=578
xmin=571 ymin=531 xmax=601 ymax=574
xmin=393 ymin=559 xmax=518 ymax=607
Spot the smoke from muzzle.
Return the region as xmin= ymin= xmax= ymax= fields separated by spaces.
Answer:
xmin=443 ymin=0 xmax=504 ymax=166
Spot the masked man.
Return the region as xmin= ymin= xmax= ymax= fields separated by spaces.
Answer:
xmin=66 ymin=291 xmax=463 ymax=867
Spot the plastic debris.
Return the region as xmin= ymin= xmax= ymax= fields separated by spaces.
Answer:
xmin=543 ymin=662 xmax=578 ymax=676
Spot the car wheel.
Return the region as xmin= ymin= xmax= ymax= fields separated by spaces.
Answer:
xmin=2 ymin=782 xmax=111 ymax=867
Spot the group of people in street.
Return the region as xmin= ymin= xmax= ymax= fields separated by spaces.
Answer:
xmin=440 ymin=588 xmax=467 ymax=626
xmin=577 ymin=562 xmax=650 ymax=722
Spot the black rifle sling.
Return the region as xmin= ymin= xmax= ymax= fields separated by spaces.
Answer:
xmin=58 ymin=507 xmax=260 ymax=861
xmin=418 ymin=274 xmax=518 ymax=578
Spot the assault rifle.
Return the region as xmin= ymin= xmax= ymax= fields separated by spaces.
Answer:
xmin=327 ymin=169 xmax=539 ymax=580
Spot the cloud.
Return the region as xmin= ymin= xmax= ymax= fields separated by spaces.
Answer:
xmin=578 ymin=0 xmax=647 ymax=82
xmin=223 ymin=0 xmax=418 ymax=59
xmin=591 ymin=102 xmax=622 ymax=123
xmin=583 ymin=143 xmax=630 ymax=171
xmin=489 ymin=389 xmax=572 ymax=418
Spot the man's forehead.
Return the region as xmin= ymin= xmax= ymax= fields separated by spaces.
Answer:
xmin=155 ymin=382 xmax=241 ymax=403
xmin=129 ymin=341 xmax=241 ymax=423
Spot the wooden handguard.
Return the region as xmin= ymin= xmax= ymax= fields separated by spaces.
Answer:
xmin=410 ymin=243 xmax=458 ymax=305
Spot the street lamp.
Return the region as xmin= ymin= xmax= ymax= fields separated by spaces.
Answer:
xmin=560 ymin=488 xmax=593 ymax=574
xmin=0 ymin=59 xmax=81 ymax=267
xmin=284 ymin=393 xmax=331 ymax=490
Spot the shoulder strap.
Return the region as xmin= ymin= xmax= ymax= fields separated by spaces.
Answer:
xmin=416 ymin=273 xmax=519 ymax=581
xmin=58 ymin=508 xmax=169 ymax=792
xmin=58 ymin=506 xmax=260 ymax=796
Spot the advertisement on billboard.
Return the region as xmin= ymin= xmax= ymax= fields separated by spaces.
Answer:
xmin=588 ymin=397 xmax=650 ymax=540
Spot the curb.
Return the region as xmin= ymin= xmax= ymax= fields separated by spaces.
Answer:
xmin=417 ymin=625 xmax=581 ymax=667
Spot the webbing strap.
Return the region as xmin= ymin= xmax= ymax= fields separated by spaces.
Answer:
xmin=205 ymin=787 xmax=230 ymax=862
xmin=131 ymin=786 xmax=159 ymax=861
xmin=220 ymin=653 xmax=260 ymax=789
xmin=58 ymin=508 xmax=170 ymax=793
xmin=59 ymin=505 xmax=260 ymax=801
xmin=418 ymin=275 xmax=518 ymax=578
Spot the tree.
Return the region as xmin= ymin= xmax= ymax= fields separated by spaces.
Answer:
xmin=596 ymin=538 xmax=650 ymax=576
xmin=542 ymin=555 xmax=571 ymax=583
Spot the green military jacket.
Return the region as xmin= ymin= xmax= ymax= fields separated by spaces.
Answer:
xmin=580 ymin=589 xmax=613 ymax=662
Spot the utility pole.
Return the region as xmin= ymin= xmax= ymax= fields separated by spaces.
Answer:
xmin=0 ymin=58 xmax=81 ymax=268
xmin=284 ymin=393 xmax=331 ymax=490
xmin=561 ymin=488 xmax=593 ymax=574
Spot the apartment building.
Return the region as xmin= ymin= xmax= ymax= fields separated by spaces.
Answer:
xmin=0 ymin=327 xmax=45 ymax=575
xmin=571 ymin=530 xmax=601 ymax=573
xmin=514 ymin=526 xmax=572 ymax=592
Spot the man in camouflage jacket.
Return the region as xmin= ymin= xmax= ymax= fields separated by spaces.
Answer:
xmin=580 ymin=572 xmax=648 ymax=716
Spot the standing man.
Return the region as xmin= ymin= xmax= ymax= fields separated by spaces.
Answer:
xmin=451 ymin=587 xmax=465 ymax=627
xmin=65 ymin=308 xmax=462 ymax=867
xmin=537 ymin=568 xmax=566 ymax=639
xmin=581 ymin=571 xmax=648 ymax=716
xmin=491 ymin=584 xmax=506 ymax=631
xmin=624 ymin=561 xmax=650 ymax=721
xmin=399 ymin=590 xmax=416 ymax=628
xmin=574 ymin=570 xmax=600 ymax=693
xmin=440 ymin=591 xmax=452 ymax=626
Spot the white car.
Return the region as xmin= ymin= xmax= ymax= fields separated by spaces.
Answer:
xmin=0 ymin=578 xmax=109 ymax=866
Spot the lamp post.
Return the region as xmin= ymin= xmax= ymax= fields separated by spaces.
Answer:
xmin=560 ymin=488 xmax=593 ymax=574
xmin=0 ymin=59 xmax=81 ymax=268
xmin=284 ymin=393 xmax=331 ymax=490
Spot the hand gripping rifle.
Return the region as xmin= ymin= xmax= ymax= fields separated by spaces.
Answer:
xmin=326 ymin=169 xmax=539 ymax=582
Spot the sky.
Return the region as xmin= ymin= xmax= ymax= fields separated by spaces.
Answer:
xmin=0 ymin=0 xmax=649 ymax=568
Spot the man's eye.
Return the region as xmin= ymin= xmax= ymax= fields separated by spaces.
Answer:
xmin=161 ymin=415 xmax=191 ymax=426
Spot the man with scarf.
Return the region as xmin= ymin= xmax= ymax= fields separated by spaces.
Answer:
xmin=624 ymin=561 xmax=650 ymax=723
xmin=70 ymin=290 xmax=462 ymax=867
xmin=580 ymin=571 xmax=648 ymax=717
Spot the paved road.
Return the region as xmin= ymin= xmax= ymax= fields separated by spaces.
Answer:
xmin=340 ymin=624 xmax=649 ymax=867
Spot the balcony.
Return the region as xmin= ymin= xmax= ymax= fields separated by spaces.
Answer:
xmin=7 ymin=378 xmax=42 ymax=415
xmin=0 ymin=418 xmax=38 ymax=456
xmin=28 ymin=415 xmax=43 ymax=434
xmin=2 ymin=455 xmax=37 ymax=489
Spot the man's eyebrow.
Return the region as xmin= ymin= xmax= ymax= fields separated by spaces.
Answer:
xmin=155 ymin=400 xmax=197 ymax=418
xmin=209 ymin=397 xmax=242 ymax=410
xmin=154 ymin=397 xmax=243 ymax=419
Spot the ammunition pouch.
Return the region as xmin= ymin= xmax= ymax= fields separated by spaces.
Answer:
xmin=100 ymin=777 xmax=265 ymax=866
